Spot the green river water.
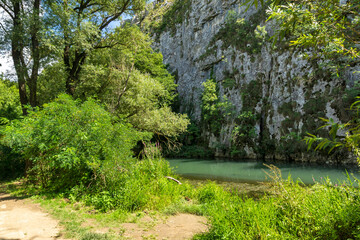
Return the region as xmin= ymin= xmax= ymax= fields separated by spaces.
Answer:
xmin=167 ymin=158 xmax=360 ymax=185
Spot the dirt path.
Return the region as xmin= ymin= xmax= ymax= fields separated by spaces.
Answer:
xmin=0 ymin=193 xmax=63 ymax=240
xmin=0 ymin=191 xmax=208 ymax=240
xmin=121 ymin=213 xmax=208 ymax=239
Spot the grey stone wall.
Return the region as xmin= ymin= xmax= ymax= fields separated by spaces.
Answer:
xmin=148 ymin=0 xmax=359 ymax=164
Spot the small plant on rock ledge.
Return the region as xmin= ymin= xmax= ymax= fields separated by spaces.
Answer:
xmin=201 ymin=78 xmax=235 ymax=136
xmin=231 ymin=111 xmax=258 ymax=157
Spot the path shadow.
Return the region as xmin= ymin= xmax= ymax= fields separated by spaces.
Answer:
xmin=0 ymin=237 xmax=46 ymax=240
xmin=0 ymin=194 xmax=26 ymax=202
xmin=0 ymin=182 xmax=32 ymax=201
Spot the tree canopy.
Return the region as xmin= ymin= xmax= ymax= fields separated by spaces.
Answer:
xmin=0 ymin=0 xmax=147 ymax=110
xmin=0 ymin=0 xmax=189 ymax=138
xmin=0 ymin=0 xmax=189 ymax=188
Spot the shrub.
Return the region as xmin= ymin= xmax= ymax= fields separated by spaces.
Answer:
xmin=1 ymin=94 xmax=146 ymax=191
xmin=0 ymin=145 xmax=24 ymax=181
xmin=0 ymin=78 xmax=23 ymax=180
xmin=0 ymin=78 xmax=22 ymax=124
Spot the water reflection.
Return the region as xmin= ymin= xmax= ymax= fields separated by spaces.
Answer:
xmin=167 ymin=158 xmax=360 ymax=185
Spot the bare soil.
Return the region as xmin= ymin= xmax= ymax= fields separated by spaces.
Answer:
xmin=121 ymin=213 xmax=208 ymax=240
xmin=0 ymin=193 xmax=63 ymax=240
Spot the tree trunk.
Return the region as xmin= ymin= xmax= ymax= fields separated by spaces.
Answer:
xmin=29 ymin=0 xmax=41 ymax=107
xmin=11 ymin=1 xmax=28 ymax=115
xmin=65 ymin=50 xmax=87 ymax=96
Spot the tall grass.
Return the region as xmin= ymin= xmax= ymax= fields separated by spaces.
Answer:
xmin=194 ymin=166 xmax=360 ymax=239
xmin=71 ymin=157 xmax=194 ymax=212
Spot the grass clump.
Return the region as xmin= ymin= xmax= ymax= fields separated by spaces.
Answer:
xmin=79 ymin=157 xmax=194 ymax=212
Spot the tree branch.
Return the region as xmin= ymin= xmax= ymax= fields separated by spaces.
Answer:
xmin=0 ymin=1 xmax=14 ymax=19
xmin=0 ymin=21 xmax=9 ymax=33
xmin=99 ymin=0 xmax=131 ymax=30
xmin=114 ymin=61 xmax=135 ymax=111
xmin=165 ymin=176 xmax=182 ymax=185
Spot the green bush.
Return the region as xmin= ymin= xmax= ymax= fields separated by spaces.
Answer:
xmin=0 ymin=78 xmax=22 ymax=124
xmin=1 ymin=94 xmax=145 ymax=191
xmin=276 ymin=132 xmax=307 ymax=161
xmin=232 ymin=112 xmax=257 ymax=144
xmin=0 ymin=145 xmax=24 ymax=181
xmin=0 ymin=78 xmax=23 ymax=180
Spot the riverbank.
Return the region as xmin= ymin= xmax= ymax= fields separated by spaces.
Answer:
xmin=3 ymin=166 xmax=360 ymax=240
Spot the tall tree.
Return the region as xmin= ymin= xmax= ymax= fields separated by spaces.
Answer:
xmin=37 ymin=25 xmax=189 ymax=137
xmin=0 ymin=0 xmax=42 ymax=114
xmin=44 ymin=0 xmax=146 ymax=96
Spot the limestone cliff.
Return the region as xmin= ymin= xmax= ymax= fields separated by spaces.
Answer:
xmin=141 ymin=0 xmax=360 ymax=164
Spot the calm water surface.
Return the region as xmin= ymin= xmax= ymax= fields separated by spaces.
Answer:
xmin=167 ymin=158 xmax=360 ymax=185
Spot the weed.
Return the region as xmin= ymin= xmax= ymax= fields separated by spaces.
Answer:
xmin=80 ymin=233 xmax=110 ymax=240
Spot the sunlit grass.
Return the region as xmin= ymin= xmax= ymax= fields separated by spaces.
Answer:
xmin=3 ymin=165 xmax=360 ymax=240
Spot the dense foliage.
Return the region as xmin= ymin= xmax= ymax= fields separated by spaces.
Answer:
xmin=267 ymin=0 xmax=359 ymax=74
xmin=0 ymin=78 xmax=22 ymax=124
xmin=201 ymin=78 xmax=234 ymax=135
xmin=0 ymin=0 xmax=148 ymax=111
xmin=0 ymin=1 xmax=189 ymax=188
xmin=37 ymin=25 xmax=189 ymax=137
xmin=1 ymin=95 xmax=146 ymax=190
xmin=0 ymin=78 xmax=23 ymax=180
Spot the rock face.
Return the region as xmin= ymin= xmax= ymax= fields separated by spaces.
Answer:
xmin=147 ymin=0 xmax=359 ymax=164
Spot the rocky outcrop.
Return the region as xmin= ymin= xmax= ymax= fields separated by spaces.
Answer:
xmin=145 ymin=0 xmax=360 ymax=164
